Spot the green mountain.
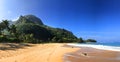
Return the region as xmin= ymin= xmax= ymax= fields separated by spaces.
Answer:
xmin=0 ymin=14 xmax=96 ymax=43
xmin=15 ymin=15 xmax=44 ymax=25
xmin=14 ymin=15 xmax=77 ymax=43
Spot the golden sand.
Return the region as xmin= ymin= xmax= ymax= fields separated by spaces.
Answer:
xmin=0 ymin=43 xmax=79 ymax=62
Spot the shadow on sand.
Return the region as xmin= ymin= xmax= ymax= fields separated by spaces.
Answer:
xmin=0 ymin=43 xmax=34 ymax=50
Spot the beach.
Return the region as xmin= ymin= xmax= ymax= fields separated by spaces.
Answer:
xmin=64 ymin=45 xmax=120 ymax=62
xmin=0 ymin=43 xmax=79 ymax=62
xmin=0 ymin=43 xmax=120 ymax=62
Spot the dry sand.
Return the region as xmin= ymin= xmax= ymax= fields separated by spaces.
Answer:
xmin=0 ymin=43 xmax=79 ymax=62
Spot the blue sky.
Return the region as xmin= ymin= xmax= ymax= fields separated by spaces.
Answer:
xmin=0 ymin=0 xmax=120 ymax=42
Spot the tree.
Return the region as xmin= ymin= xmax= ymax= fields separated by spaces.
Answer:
xmin=10 ymin=24 xmax=19 ymax=39
xmin=48 ymin=28 xmax=77 ymax=43
xmin=77 ymin=37 xmax=84 ymax=43
xmin=2 ymin=20 xmax=10 ymax=31
xmin=16 ymin=23 xmax=53 ymax=41
xmin=0 ymin=20 xmax=10 ymax=35
xmin=23 ymin=34 xmax=34 ymax=43
xmin=0 ymin=23 xmax=4 ymax=35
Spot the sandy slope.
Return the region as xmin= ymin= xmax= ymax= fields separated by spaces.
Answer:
xmin=0 ymin=43 xmax=79 ymax=62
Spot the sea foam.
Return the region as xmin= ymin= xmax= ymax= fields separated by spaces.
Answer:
xmin=67 ymin=43 xmax=120 ymax=52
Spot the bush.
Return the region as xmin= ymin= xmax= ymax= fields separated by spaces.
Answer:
xmin=0 ymin=35 xmax=20 ymax=43
xmin=0 ymin=35 xmax=7 ymax=42
xmin=8 ymin=38 xmax=20 ymax=43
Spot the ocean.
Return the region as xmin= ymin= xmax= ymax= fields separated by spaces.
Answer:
xmin=67 ymin=42 xmax=120 ymax=51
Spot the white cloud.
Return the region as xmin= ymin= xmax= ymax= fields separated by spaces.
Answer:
xmin=12 ymin=17 xmax=19 ymax=21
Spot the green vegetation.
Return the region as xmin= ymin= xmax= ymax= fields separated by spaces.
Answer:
xmin=77 ymin=37 xmax=84 ymax=43
xmin=85 ymin=39 xmax=97 ymax=43
xmin=0 ymin=15 xmax=97 ymax=43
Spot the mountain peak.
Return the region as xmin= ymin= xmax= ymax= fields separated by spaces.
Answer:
xmin=15 ymin=14 xmax=44 ymax=25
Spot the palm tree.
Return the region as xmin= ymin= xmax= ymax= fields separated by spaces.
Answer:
xmin=0 ymin=21 xmax=8 ymax=35
xmin=2 ymin=20 xmax=10 ymax=31
xmin=10 ymin=24 xmax=16 ymax=34
xmin=10 ymin=24 xmax=19 ymax=38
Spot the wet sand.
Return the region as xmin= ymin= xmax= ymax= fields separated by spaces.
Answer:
xmin=64 ymin=45 xmax=120 ymax=62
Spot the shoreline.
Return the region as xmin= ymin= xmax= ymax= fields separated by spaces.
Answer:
xmin=67 ymin=43 xmax=120 ymax=52
xmin=64 ymin=44 xmax=120 ymax=62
